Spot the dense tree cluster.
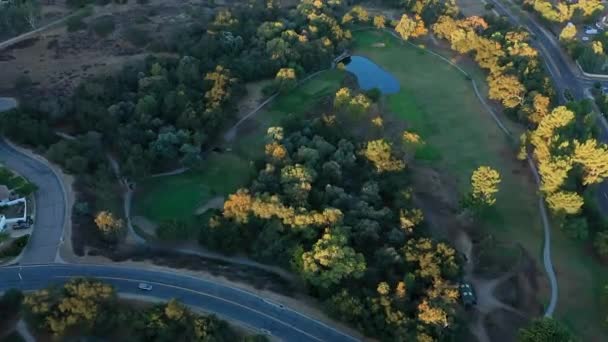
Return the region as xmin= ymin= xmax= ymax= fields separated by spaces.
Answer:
xmin=2 ymin=0 xmax=352 ymax=178
xmin=522 ymin=0 xmax=603 ymax=23
xmin=0 ymin=0 xmax=353 ymax=252
xmin=200 ymin=88 xmax=462 ymax=340
xmin=22 ymin=279 xmax=259 ymax=341
xmin=0 ymin=0 xmax=40 ymax=38
xmin=518 ymin=317 xmax=575 ymax=342
xmin=425 ymin=3 xmax=608 ymax=257
xmin=432 ymin=15 xmax=552 ymax=115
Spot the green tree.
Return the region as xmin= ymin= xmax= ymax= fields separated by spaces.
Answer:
xmin=594 ymin=230 xmax=608 ymax=257
xmin=518 ymin=318 xmax=575 ymax=342
xmin=301 ymin=228 xmax=366 ymax=288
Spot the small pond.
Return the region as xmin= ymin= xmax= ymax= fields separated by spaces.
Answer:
xmin=343 ymin=56 xmax=400 ymax=94
xmin=0 ymin=97 xmax=17 ymax=113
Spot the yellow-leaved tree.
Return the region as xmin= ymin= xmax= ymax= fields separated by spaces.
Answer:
xmin=487 ymin=73 xmax=525 ymax=108
xmin=572 ymin=139 xmax=608 ymax=185
xmin=559 ymin=23 xmax=577 ymax=41
xmin=362 ymin=139 xmax=405 ymax=173
xmin=223 ymin=189 xmax=253 ymax=223
xmin=94 ymin=211 xmax=123 ymax=237
xmin=373 ymin=15 xmax=386 ymax=29
xmin=545 ymin=191 xmax=584 ymax=214
xmin=470 ymin=166 xmax=501 ymax=206
xmin=395 ymin=14 xmax=416 ymax=40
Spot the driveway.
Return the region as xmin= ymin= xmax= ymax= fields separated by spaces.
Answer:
xmin=0 ymin=139 xmax=66 ymax=264
xmin=0 ymin=264 xmax=358 ymax=342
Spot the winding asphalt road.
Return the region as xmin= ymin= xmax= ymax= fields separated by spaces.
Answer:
xmin=0 ymin=91 xmax=357 ymax=342
xmin=0 ymin=264 xmax=357 ymax=342
xmin=0 ymin=138 xmax=66 ymax=265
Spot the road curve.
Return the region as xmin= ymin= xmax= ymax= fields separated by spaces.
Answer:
xmin=0 ymin=138 xmax=66 ymax=264
xmin=0 ymin=264 xmax=358 ymax=342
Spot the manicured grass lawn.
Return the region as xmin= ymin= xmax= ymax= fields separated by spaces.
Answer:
xmin=134 ymin=153 xmax=253 ymax=223
xmin=353 ymin=29 xmax=542 ymax=250
xmin=354 ymin=29 xmax=608 ymax=340
xmin=232 ymin=70 xmax=345 ymax=159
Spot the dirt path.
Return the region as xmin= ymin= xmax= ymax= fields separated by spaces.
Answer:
xmin=0 ymin=11 xmax=77 ymax=51
xmin=15 ymin=320 xmax=35 ymax=342
xmin=453 ymin=230 xmax=527 ymax=342
xmin=107 ymin=154 xmax=144 ymax=245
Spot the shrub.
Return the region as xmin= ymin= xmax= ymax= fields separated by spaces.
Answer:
xmin=0 ymin=235 xmax=29 ymax=258
xmin=67 ymin=16 xmax=87 ymax=32
xmin=91 ymin=15 xmax=115 ymax=37
xmin=123 ymin=27 xmax=149 ymax=47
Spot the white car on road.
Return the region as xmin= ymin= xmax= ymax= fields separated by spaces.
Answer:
xmin=138 ymin=283 xmax=153 ymax=291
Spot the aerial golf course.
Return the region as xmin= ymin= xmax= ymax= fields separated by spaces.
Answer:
xmin=133 ymin=29 xmax=607 ymax=339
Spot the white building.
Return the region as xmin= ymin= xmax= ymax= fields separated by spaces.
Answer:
xmin=0 ymin=193 xmax=27 ymax=232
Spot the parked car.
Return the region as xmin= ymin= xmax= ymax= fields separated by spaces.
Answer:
xmin=586 ymin=28 xmax=599 ymax=35
xmin=459 ymin=282 xmax=477 ymax=306
xmin=13 ymin=221 xmax=29 ymax=230
xmin=138 ymin=283 xmax=153 ymax=291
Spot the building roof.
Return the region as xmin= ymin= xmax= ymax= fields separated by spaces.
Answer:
xmin=0 ymin=185 xmax=10 ymax=200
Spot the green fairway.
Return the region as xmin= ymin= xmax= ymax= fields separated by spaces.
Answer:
xmin=133 ymin=153 xmax=252 ymax=223
xmin=232 ymin=70 xmax=345 ymax=159
xmin=353 ymin=29 xmax=542 ymax=248
xmin=353 ymin=29 xmax=608 ymax=339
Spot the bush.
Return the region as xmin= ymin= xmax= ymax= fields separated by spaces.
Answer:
xmin=67 ymin=16 xmax=87 ymax=32
xmin=91 ymin=15 xmax=116 ymax=37
xmin=0 ymin=289 xmax=24 ymax=321
xmin=364 ymin=88 xmax=381 ymax=102
xmin=0 ymin=235 xmax=29 ymax=258
xmin=123 ymin=27 xmax=149 ymax=47
xmin=14 ymin=75 xmax=32 ymax=90
xmin=66 ymin=0 xmax=95 ymax=8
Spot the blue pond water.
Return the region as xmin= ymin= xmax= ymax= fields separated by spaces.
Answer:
xmin=344 ymin=56 xmax=400 ymax=94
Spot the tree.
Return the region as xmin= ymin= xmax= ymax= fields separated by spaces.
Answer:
xmin=487 ymin=73 xmax=525 ymax=108
xmin=373 ymin=15 xmax=386 ymax=29
xmin=94 ymin=211 xmax=123 ymax=237
xmin=546 ymin=191 xmax=584 ymax=215
xmin=470 ymin=166 xmax=501 ymax=206
xmin=560 ymin=217 xmax=589 ymax=240
xmin=301 ymin=228 xmax=366 ymax=288
xmin=395 ymin=14 xmax=416 ymax=40
xmin=223 ymin=189 xmax=253 ymax=223
xmin=592 ymin=40 xmax=604 ymax=55
xmin=361 ymin=139 xmax=405 ymax=173
xmin=204 ymin=65 xmax=236 ymax=113
xmin=24 ymin=279 xmax=115 ymax=337
xmin=572 ymin=139 xmax=608 ymax=185
xmin=275 ymin=68 xmax=297 ymax=92
xmin=594 ymin=231 xmax=608 ymax=257
xmin=559 ymin=23 xmax=577 ymax=42
xmin=518 ymin=318 xmax=575 ymax=342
